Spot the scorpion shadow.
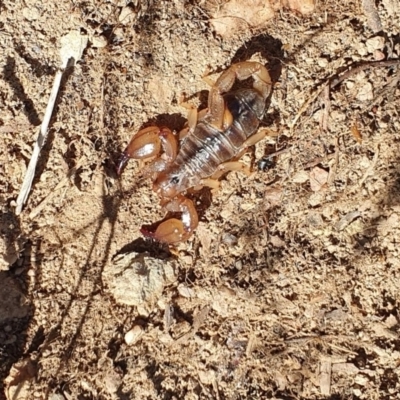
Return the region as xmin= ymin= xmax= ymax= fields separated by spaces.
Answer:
xmin=231 ymin=33 xmax=284 ymax=82
xmin=3 ymin=43 xmax=57 ymax=127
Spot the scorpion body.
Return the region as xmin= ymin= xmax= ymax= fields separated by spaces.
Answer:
xmin=117 ymin=62 xmax=272 ymax=244
xmin=161 ymin=89 xmax=266 ymax=193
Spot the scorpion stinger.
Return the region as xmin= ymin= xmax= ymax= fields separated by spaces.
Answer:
xmin=117 ymin=61 xmax=273 ymax=244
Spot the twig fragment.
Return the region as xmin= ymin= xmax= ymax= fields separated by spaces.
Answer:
xmin=320 ymin=84 xmax=331 ymax=132
xmin=319 ymin=359 xmax=332 ymax=396
xmin=327 ymin=136 xmax=339 ymax=186
xmin=330 ymin=59 xmax=400 ymax=90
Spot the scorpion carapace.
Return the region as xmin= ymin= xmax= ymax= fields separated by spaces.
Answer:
xmin=117 ymin=61 xmax=273 ymax=244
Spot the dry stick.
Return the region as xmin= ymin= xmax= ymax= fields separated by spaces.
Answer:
xmin=291 ymin=59 xmax=400 ymax=131
xmin=15 ymin=70 xmax=64 ymax=215
xmin=15 ymin=31 xmax=87 ymax=215
xmin=329 ymin=59 xmax=400 ymax=90
xmin=320 ymin=84 xmax=331 ymax=132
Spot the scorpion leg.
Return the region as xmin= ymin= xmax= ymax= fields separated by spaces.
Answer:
xmin=192 ymin=161 xmax=251 ymax=191
xmin=200 ymin=178 xmax=220 ymax=190
xmin=141 ymin=194 xmax=198 ymax=244
xmin=212 ymin=161 xmax=251 ymax=180
xmin=117 ymin=126 xmax=178 ymax=175
xmin=179 ymin=107 xmax=208 ymax=140
xmin=240 ymin=129 xmax=269 ymax=150
xmin=191 ymin=177 xmax=221 ymax=192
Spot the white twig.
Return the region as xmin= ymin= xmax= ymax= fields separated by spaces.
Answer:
xmin=15 ymin=31 xmax=87 ymax=215
xmin=15 ymin=70 xmax=63 ymax=215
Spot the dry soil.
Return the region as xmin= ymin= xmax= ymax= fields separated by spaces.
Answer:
xmin=1 ymin=1 xmax=400 ymax=399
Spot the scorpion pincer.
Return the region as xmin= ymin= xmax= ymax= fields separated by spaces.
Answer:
xmin=117 ymin=61 xmax=272 ymax=244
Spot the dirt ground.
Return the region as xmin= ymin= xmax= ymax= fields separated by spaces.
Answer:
xmin=1 ymin=0 xmax=400 ymax=399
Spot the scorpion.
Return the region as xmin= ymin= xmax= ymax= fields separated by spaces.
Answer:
xmin=117 ymin=61 xmax=272 ymax=244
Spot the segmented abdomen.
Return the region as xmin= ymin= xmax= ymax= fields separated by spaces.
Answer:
xmin=175 ymin=88 xmax=265 ymax=184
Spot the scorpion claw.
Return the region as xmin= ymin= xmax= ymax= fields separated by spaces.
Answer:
xmin=117 ymin=126 xmax=178 ymax=176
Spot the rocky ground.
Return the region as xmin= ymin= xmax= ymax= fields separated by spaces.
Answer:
xmin=1 ymin=0 xmax=400 ymax=399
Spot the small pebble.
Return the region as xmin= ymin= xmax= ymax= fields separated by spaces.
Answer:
xmin=356 ymin=82 xmax=373 ymax=101
xmin=22 ymin=7 xmax=40 ymax=21
xmin=119 ymin=6 xmax=137 ymax=24
xmin=366 ymin=36 xmax=385 ymax=53
xmin=91 ymin=35 xmax=108 ymax=48
xmin=292 ymin=170 xmax=309 ymax=184
xmin=317 ymin=58 xmax=328 ymax=68
xmin=177 ymin=283 xmax=195 ymax=298
xmin=374 ymin=50 xmax=385 ymax=61
xmin=124 ymin=325 xmax=143 ymax=345
xmin=222 ymin=233 xmax=238 ymax=246
xmin=356 ymin=43 xmax=367 ymax=57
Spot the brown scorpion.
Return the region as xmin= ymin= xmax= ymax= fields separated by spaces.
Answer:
xmin=117 ymin=61 xmax=272 ymax=244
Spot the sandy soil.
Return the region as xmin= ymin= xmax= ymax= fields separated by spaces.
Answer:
xmin=1 ymin=0 xmax=400 ymax=399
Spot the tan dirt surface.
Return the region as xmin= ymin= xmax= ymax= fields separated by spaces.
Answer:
xmin=1 ymin=1 xmax=400 ymax=399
